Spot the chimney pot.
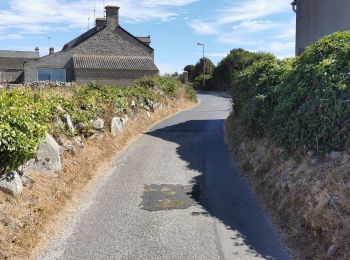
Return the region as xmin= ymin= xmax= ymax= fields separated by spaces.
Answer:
xmin=105 ymin=6 xmax=119 ymax=30
xmin=96 ymin=17 xmax=106 ymax=29
xmin=49 ymin=47 xmax=54 ymax=55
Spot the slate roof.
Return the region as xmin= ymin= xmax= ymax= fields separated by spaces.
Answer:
xmin=62 ymin=26 xmax=153 ymax=51
xmin=73 ymin=55 xmax=159 ymax=71
xmin=0 ymin=50 xmax=39 ymax=59
xmin=62 ymin=26 xmax=106 ymax=51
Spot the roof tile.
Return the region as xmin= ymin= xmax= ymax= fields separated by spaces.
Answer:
xmin=73 ymin=55 xmax=158 ymax=71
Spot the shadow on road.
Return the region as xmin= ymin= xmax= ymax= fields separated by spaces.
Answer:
xmin=146 ymin=119 xmax=290 ymax=260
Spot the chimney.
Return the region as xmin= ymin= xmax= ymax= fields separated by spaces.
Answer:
xmin=49 ymin=47 xmax=54 ymax=55
xmin=105 ymin=6 xmax=119 ymax=30
xmin=96 ymin=17 xmax=106 ymax=29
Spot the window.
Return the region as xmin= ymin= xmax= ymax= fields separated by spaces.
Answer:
xmin=37 ymin=68 xmax=66 ymax=82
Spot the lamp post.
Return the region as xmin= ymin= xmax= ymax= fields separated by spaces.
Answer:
xmin=197 ymin=42 xmax=205 ymax=89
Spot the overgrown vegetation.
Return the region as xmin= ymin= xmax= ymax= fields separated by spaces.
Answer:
xmin=184 ymin=57 xmax=216 ymax=90
xmin=212 ymin=48 xmax=274 ymax=91
xmin=227 ymin=32 xmax=350 ymax=154
xmin=0 ymin=76 xmax=196 ymax=176
xmin=224 ymin=32 xmax=350 ymax=260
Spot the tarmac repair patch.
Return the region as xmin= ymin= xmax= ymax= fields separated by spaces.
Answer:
xmin=141 ymin=184 xmax=198 ymax=211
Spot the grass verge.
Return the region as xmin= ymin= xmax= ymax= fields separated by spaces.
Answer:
xmin=225 ymin=114 xmax=350 ymax=260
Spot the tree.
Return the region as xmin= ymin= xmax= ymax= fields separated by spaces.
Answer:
xmin=184 ymin=65 xmax=195 ymax=82
xmin=193 ymin=57 xmax=215 ymax=79
xmin=212 ymin=49 xmax=274 ymax=91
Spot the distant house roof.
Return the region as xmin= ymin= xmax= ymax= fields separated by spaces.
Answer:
xmin=62 ymin=26 xmax=153 ymax=51
xmin=73 ymin=55 xmax=159 ymax=71
xmin=0 ymin=50 xmax=39 ymax=59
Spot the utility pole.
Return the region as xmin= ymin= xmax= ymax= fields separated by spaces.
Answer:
xmin=197 ymin=42 xmax=205 ymax=89
xmin=94 ymin=4 xmax=96 ymax=20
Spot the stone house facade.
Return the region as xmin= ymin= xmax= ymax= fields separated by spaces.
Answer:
xmin=24 ymin=6 xmax=158 ymax=85
xmin=0 ymin=50 xmax=39 ymax=83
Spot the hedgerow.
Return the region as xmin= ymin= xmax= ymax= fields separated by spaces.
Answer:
xmin=230 ymin=31 xmax=350 ymax=153
xmin=235 ymin=58 xmax=294 ymax=137
xmin=212 ymin=49 xmax=274 ymax=91
xmin=274 ymin=32 xmax=350 ymax=153
xmin=0 ymin=76 xmax=195 ymax=176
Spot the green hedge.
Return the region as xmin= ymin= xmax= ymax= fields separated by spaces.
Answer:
xmin=235 ymin=58 xmax=294 ymax=137
xmin=212 ymin=49 xmax=275 ymax=91
xmin=231 ymin=31 xmax=350 ymax=153
xmin=0 ymin=76 xmax=196 ymax=175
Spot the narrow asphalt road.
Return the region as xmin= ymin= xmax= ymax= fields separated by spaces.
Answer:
xmin=39 ymin=92 xmax=291 ymax=260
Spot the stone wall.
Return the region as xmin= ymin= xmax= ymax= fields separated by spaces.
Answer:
xmin=75 ymin=69 xmax=158 ymax=86
xmin=24 ymin=26 xmax=154 ymax=83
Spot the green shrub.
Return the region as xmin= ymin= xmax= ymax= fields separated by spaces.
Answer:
xmin=235 ymin=58 xmax=294 ymax=137
xmin=272 ymin=31 xmax=350 ymax=153
xmin=230 ymin=32 xmax=350 ymax=153
xmin=185 ymin=85 xmax=197 ymax=102
xmin=194 ymin=74 xmax=213 ymax=90
xmin=0 ymin=76 xmax=194 ymax=175
xmin=212 ymin=49 xmax=274 ymax=91
xmin=157 ymin=77 xmax=178 ymax=96
xmin=0 ymin=89 xmax=50 ymax=174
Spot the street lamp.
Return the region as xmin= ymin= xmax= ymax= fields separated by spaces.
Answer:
xmin=197 ymin=42 xmax=205 ymax=89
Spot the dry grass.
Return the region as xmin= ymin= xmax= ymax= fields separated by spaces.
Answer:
xmin=0 ymin=96 xmax=196 ymax=259
xmin=225 ymin=114 xmax=350 ymax=260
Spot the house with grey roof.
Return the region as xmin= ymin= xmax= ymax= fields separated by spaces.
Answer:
xmin=24 ymin=6 xmax=159 ymax=86
xmin=0 ymin=49 xmax=39 ymax=83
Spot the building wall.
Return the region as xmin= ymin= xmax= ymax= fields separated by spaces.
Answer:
xmin=0 ymin=57 xmax=32 ymax=83
xmin=296 ymin=0 xmax=350 ymax=54
xmin=75 ymin=69 xmax=158 ymax=86
xmin=24 ymin=26 xmax=154 ymax=83
xmin=24 ymin=52 xmax=75 ymax=83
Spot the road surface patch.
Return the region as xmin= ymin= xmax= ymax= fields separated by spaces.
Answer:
xmin=141 ymin=184 xmax=196 ymax=211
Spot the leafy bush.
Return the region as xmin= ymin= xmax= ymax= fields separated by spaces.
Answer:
xmin=272 ymin=32 xmax=350 ymax=153
xmin=185 ymin=85 xmax=197 ymax=101
xmin=194 ymin=74 xmax=213 ymax=90
xmin=0 ymin=89 xmax=50 ymax=174
xmin=212 ymin=49 xmax=274 ymax=91
xmin=0 ymin=76 xmax=195 ymax=175
xmin=230 ymin=32 xmax=350 ymax=153
xmin=235 ymin=58 xmax=294 ymax=137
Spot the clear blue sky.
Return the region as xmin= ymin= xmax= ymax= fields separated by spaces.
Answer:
xmin=0 ymin=0 xmax=296 ymax=74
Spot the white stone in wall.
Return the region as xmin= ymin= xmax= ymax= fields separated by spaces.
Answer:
xmin=63 ymin=114 xmax=75 ymax=134
xmin=0 ymin=171 xmax=23 ymax=197
xmin=23 ymin=134 xmax=62 ymax=175
xmin=111 ymin=117 xmax=124 ymax=136
xmin=92 ymin=118 xmax=105 ymax=130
